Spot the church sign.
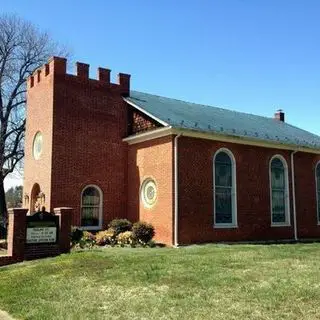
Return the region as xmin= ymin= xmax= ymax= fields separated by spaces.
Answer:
xmin=26 ymin=210 xmax=59 ymax=244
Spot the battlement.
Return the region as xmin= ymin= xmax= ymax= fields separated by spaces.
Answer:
xmin=28 ymin=56 xmax=131 ymax=96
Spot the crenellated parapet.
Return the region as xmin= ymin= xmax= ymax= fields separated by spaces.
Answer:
xmin=27 ymin=56 xmax=131 ymax=96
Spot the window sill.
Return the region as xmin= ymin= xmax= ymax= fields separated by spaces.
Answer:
xmin=214 ymin=224 xmax=238 ymax=229
xmin=270 ymin=223 xmax=291 ymax=227
xmin=79 ymin=226 xmax=103 ymax=231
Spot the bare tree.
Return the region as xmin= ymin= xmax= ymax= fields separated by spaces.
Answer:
xmin=0 ymin=14 xmax=68 ymax=233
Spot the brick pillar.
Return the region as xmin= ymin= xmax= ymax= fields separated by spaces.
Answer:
xmin=54 ymin=207 xmax=73 ymax=254
xmin=7 ymin=208 xmax=28 ymax=260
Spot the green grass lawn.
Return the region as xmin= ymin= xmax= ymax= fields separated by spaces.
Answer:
xmin=1 ymin=244 xmax=320 ymax=320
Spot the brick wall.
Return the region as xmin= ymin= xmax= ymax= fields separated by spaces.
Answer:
xmin=24 ymin=244 xmax=60 ymax=260
xmin=177 ymin=136 xmax=320 ymax=244
xmin=129 ymin=109 xmax=161 ymax=134
xmin=0 ymin=256 xmax=16 ymax=267
xmin=24 ymin=61 xmax=55 ymax=210
xmin=295 ymin=152 xmax=320 ymax=238
xmin=127 ymin=135 xmax=174 ymax=245
xmin=24 ymin=57 xmax=130 ymax=228
xmin=178 ymin=137 xmax=291 ymax=244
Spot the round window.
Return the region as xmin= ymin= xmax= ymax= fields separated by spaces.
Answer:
xmin=33 ymin=131 xmax=43 ymax=160
xmin=141 ymin=179 xmax=157 ymax=208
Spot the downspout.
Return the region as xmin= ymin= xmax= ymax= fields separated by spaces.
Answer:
xmin=174 ymin=133 xmax=182 ymax=247
xmin=291 ymin=150 xmax=298 ymax=241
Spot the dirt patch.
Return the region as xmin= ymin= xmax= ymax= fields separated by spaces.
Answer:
xmin=0 ymin=310 xmax=15 ymax=320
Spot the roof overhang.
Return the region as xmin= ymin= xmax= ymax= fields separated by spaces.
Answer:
xmin=123 ymin=126 xmax=320 ymax=154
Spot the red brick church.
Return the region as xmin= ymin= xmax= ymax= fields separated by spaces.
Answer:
xmin=23 ymin=56 xmax=320 ymax=245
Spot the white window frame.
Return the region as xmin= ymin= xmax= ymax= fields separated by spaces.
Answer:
xmin=32 ymin=131 xmax=43 ymax=160
xmin=80 ymin=184 xmax=103 ymax=230
xmin=213 ymin=148 xmax=238 ymax=228
xmin=269 ymin=155 xmax=291 ymax=227
xmin=140 ymin=178 xmax=158 ymax=209
xmin=315 ymin=161 xmax=320 ymax=225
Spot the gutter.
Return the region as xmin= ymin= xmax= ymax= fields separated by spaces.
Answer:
xmin=124 ymin=127 xmax=320 ymax=155
xmin=291 ymin=150 xmax=298 ymax=241
xmin=174 ymin=133 xmax=182 ymax=247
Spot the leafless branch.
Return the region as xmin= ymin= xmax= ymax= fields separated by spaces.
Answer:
xmin=0 ymin=13 xmax=70 ymax=219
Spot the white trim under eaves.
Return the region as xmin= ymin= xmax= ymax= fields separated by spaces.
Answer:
xmin=123 ymin=127 xmax=320 ymax=154
xmin=124 ymin=98 xmax=169 ymax=127
xmin=123 ymin=127 xmax=173 ymax=144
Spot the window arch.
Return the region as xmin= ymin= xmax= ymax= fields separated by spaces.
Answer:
xmin=269 ymin=155 xmax=290 ymax=226
xmin=213 ymin=148 xmax=237 ymax=227
xmin=81 ymin=185 xmax=103 ymax=229
xmin=315 ymin=162 xmax=320 ymax=224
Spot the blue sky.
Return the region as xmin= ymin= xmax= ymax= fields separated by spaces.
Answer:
xmin=2 ymin=0 xmax=320 ymax=188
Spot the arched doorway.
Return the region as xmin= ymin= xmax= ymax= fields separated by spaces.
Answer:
xmin=30 ymin=183 xmax=41 ymax=213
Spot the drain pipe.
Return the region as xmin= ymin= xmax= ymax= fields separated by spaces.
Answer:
xmin=291 ymin=150 xmax=298 ymax=241
xmin=174 ymin=133 xmax=182 ymax=247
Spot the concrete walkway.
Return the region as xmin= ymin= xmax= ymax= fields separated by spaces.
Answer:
xmin=0 ymin=310 xmax=15 ymax=320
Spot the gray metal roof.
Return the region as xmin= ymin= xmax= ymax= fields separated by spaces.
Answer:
xmin=126 ymin=90 xmax=320 ymax=150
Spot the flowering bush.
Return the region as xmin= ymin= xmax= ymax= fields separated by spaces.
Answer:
xmin=95 ymin=228 xmax=116 ymax=246
xmin=71 ymin=220 xmax=156 ymax=249
xmin=117 ymin=231 xmax=134 ymax=246
xmin=78 ymin=231 xmax=96 ymax=249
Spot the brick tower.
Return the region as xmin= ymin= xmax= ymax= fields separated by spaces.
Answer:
xmin=23 ymin=57 xmax=130 ymax=228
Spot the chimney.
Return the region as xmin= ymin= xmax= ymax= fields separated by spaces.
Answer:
xmin=274 ymin=109 xmax=285 ymax=122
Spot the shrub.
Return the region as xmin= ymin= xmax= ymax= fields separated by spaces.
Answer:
xmin=78 ymin=231 xmax=96 ymax=249
xmin=147 ymin=240 xmax=156 ymax=248
xmin=117 ymin=231 xmax=134 ymax=246
xmin=95 ymin=228 xmax=116 ymax=246
xmin=82 ymin=231 xmax=96 ymax=242
xmin=70 ymin=226 xmax=83 ymax=245
xmin=132 ymin=221 xmax=155 ymax=245
xmin=108 ymin=219 xmax=132 ymax=236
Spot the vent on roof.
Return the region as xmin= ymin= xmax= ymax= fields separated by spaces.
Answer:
xmin=274 ymin=109 xmax=285 ymax=122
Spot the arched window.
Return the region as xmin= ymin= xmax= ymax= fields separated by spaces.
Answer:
xmin=213 ymin=149 xmax=237 ymax=227
xmin=81 ymin=185 xmax=103 ymax=229
xmin=315 ymin=162 xmax=320 ymax=224
xmin=270 ymin=156 xmax=290 ymax=226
